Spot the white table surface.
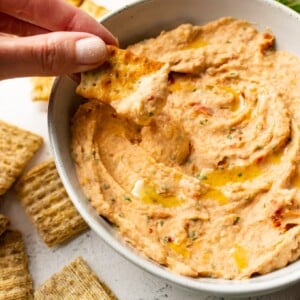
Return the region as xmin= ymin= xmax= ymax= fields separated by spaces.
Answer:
xmin=1 ymin=0 xmax=300 ymax=299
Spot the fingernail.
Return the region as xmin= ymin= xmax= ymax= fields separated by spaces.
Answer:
xmin=75 ymin=37 xmax=107 ymax=65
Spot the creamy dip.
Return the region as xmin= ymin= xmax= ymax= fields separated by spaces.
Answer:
xmin=72 ymin=17 xmax=300 ymax=279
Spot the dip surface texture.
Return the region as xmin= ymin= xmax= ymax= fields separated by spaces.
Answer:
xmin=71 ymin=17 xmax=300 ymax=279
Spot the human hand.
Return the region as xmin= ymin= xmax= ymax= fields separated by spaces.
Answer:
xmin=0 ymin=0 xmax=118 ymax=79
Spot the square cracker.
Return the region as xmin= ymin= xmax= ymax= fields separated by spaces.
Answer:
xmin=0 ymin=230 xmax=33 ymax=300
xmin=14 ymin=160 xmax=88 ymax=247
xmin=0 ymin=120 xmax=43 ymax=195
xmin=34 ymin=256 xmax=116 ymax=300
xmin=30 ymin=77 xmax=54 ymax=101
xmin=0 ymin=214 xmax=9 ymax=237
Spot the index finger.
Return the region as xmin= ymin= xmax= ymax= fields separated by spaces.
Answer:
xmin=0 ymin=0 xmax=117 ymax=45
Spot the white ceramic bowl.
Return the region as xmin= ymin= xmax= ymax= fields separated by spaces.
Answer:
xmin=48 ymin=0 xmax=300 ymax=297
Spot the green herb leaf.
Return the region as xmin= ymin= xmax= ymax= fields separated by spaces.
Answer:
xmin=277 ymin=0 xmax=300 ymax=12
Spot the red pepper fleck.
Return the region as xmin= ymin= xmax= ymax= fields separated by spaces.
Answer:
xmin=271 ymin=208 xmax=283 ymax=227
xmin=256 ymin=156 xmax=264 ymax=164
xmin=168 ymin=73 xmax=175 ymax=84
xmin=285 ymin=223 xmax=297 ymax=231
xmin=190 ymin=103 xmax=213 ymax=116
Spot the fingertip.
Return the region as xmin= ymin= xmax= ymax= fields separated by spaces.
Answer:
xmin=75 ymin=36 xmax=107 ymax=65
xmin=107 ymin=33 xmax=119 ymax=47
xmin=100 ymin=28 xmax=119 ymax=46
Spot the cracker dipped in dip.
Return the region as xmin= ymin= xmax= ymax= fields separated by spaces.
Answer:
xmin=71 ymin=17 xmax=300 ymax=279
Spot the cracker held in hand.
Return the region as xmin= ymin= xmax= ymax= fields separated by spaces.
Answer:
xmin=76 ymin=45 xmax=170 ymax=125
xmin=14 ymin=160 xmax=88 ymax=247
xmin=0 ymin=120 xmax=43 ymax=195
xmin=34 ymin=256 xmax=116 ymax=300
xmin=0 ymin=214 xmax=9 ymax=237
xmin=30 ymin=1 xmax=109 ymax=102
xmin=0 ymin=230 xmax=33 ymax=300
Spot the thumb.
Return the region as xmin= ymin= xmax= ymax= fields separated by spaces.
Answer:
xmin=0 ymin=32 xmax=107 ymax=79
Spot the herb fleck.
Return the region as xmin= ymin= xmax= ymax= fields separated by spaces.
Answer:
xmin=159 ymin=220 xmax=164 ymax=226
xmin=186 ymin=158 xmax=193 ymax=164
xmin=255 ymin=145 xmax=263 ymax=151
xmin=163 ymin=236 xmax=172 ymax=243
xmin=229 ymin=71 xmax=238 ymax=77
xmin=188 ymin=231 xmax=197 ymax=240
xmin=102 ymin=183 xmax=110 ymax=190
xmin=110 ymin=197 xmax=116 ymax=203
xmin=123 ymin=195 xmax=132 ymax=202
xmin=233 ymin=216 xmax=240 ymax=225
xmin=237 ymin=172 xmax=243 ymax=177
xmin=227 ymin=134 xmax=232 ymax=139
xmin=91 ymin=149 xmax=96 ymax=159
xmin=197 ymin=175 xmax=208 ymax=180
xmin=200 ymin=119 xmax=208 ymax=125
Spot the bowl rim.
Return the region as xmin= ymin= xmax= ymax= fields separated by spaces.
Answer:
xmin=49 ymin=0 xmax=300 ymax=297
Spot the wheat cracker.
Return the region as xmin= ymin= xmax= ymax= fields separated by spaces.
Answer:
xmin=15 ymin=160 xmax=88 ymax=247
xmin=0 ymin=120 xmax=43 ymax=195
xmin=34 ymin=256 xmax=116 ymax=300
xmin=0 ymin=230 xmax=33 ymax=300
xmin=0 ymin=214 xmax=9 ymax=237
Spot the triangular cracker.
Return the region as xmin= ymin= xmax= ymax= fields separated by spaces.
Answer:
xmin=14 ymin=160 xmax=88 ymax=247
xmin=76 ymin=45 xmax=170 ymax=125
xmin=0 ymin=120 xmax=43 ymax=195
xmin=34 ymin=256 xmax=117 ymax=300
xmin=0 ymin=230 xmax=33 ymax=300
xmin=0 ymin=214 xmax=9 ymax=237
